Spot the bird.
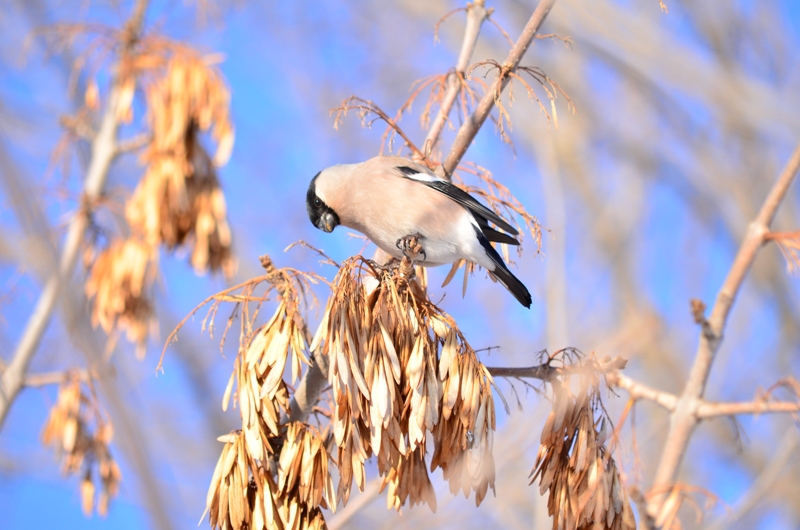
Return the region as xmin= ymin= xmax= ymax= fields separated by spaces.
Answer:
xmin=306 ymin=155 xmax=532 ymax=308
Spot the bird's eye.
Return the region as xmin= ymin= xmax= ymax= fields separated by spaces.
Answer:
xmin=314 ymin=198 xmax=321 ymax=207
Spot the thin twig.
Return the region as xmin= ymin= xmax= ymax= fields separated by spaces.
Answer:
xmin=116 ymin=132 xmax=150 ymax=154
xmin=25 ymin=370 xmax=91 ymax=387
xmin=486 ymin=355 xmax=627 ymax=382
xmin=439 ymin=0 xmax=559 ymax=177
xmin=0 ymin=0 xmax=150 ymax=429
xmin=486 ymin=363 xmax=558 ymax=381
xmin=332 ymin=97 xmax=425 ymax=159
xmin=647 ymin=142 xmax=800 ymax=516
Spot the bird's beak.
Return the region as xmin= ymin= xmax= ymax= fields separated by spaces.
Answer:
xmin=321 ymin=212 xmax=337 ymax=233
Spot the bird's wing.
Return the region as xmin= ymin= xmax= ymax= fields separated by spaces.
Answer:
xmin=476 ymin=217 xmax=520 ymax=245
xmin=394 ymin=165 xmax=518 ymax=236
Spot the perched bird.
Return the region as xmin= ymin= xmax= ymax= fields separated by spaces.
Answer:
xmin=306 ymin=155 xmax=532 ymax=308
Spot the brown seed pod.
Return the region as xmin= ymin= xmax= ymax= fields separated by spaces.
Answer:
xmin=312 ymin=257 xmax=496 ymax=509
xmin=40 ymin=371 xmax=122 ymax=518
xmin=85 ymin=237 xmax=156 ymax=357
xmin=530 ymin=380 xmax=635 ymax=530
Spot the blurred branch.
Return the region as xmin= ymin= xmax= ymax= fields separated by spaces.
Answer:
xmin=24 ymin=370 xmax=90 ymax=387
xmin=327 ymin=478 xmax=382 ymax=530
xmin=647 ymin=141 xmax=800 ymax=516
xmin=420 ymin=0 xmax=489 ymax=160
xmin=0 ymin=0 xmax=150 ymax=429
xmin=606 ymin=371 xmax=678 ymax=411
xmin=439 ymin=0 xmax=558 ymax=177
xmin=116 ymin=132 xmax=151 ymax=154
xmin=696 ymin=400 xmax=800 ymax=418
xmin=704 ymin=431 xmax=800 ymax=530
xmin=57 ymin=266 xmax=174 ymax=529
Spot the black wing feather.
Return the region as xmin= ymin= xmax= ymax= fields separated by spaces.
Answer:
xmin=397 ymin=166 xmax=518 ymax=236
xmin=477 ymin=217 xmax=520 ymax=245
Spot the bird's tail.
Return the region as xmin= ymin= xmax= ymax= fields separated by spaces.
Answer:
xmin=472 ymin=224 xmax=532 ymax=308
xmin=490 ymin=264 xmax=532 ymax=308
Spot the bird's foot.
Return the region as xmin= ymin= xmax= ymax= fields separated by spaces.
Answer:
xmin=365 ymin=257 xmax=402 ymax=273
xmin=395 ymin=233 xmax=427 ymax=263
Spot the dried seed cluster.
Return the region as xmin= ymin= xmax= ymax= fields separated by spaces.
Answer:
xmin=40 ymin=372 xmax=121 ymax=517
xmin=85 ymin=237 xmax=156 ymax=357
xmin=312 ymin=258 xmax=497 ymax=509
xmin=205 ymin=425 xmax=335 ymax=530
xmin=530 ymin=381 xmax=635 ymax=530
xmin=126 ymin=52 xmax=236 ymax=277
xmin=205 ymin=289 xmax=335 ymax=530
xmin=222 ymin=300 xmax=308 ymax=462
xmin=86 ymin=47 xmax=236 ymax=353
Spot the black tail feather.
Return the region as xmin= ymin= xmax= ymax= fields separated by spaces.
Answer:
xmin=489 ymin=263 xmax=532 ymax=308
xmin=472 ymin=225 xmax=531 ymax=308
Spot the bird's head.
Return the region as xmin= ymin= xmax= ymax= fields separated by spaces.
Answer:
xmin=306 ymin=170 xmax=340 ymax=233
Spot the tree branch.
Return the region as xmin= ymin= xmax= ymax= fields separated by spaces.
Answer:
xmin=606 ymin=371 xmax=678 ymax=411
xmin=439 ymin=0 xmax=558 ymax=177
xmin=486 ymin=363 xmax=559 ymax=381
xmin=420 ymin=0 xmax=489 ymax=160
xmin=696 ymin=400 xmax=800 ymax=418
xmin=0 ymin=0 xmax=150 ymax=429
xmin=24 ymin=370 xmax=91 ymax=387
xmin=647 ymin=141 xmax=800 ymax=515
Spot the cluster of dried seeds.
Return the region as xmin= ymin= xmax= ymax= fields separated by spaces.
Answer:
xmin=275 ymin=423 xmax=336 ymax=527
xmin=85 ymin=237 xmax=156 ymax=357
xmin=85 ymin=47 xmax=236 ymax=353
xmin=205 ymin=285 xmax=336 ymax=530
xmin=126 ymin=52 xmax=236 ymax=277
xmin=530 ymin=380 xmax=635 ymax=530
xmin=221 ymin=300 xmax=307 ymax=462
xmin=312 ymin=257 xmax=497 ymax=510
xmin=40 ymin=372 xmax=121 ymax=517
xmin=430 ymin=334 xmax=496 ymax=505
xmin=205 ymin=425 xmax=334 ymax=530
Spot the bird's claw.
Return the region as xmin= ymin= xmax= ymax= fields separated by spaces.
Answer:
xmin=396 ymin=233 xmax=427 ymax=263
xmin=365 ymin=258 xmax=401 ymax=273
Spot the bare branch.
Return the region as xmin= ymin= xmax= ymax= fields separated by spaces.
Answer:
xmin=607 ymin=371 xmax=678 ymax=412
xmin=439 ymin=0 xmax=559 ymax=177
xmin=0 ymin=0 xmax=151 ymax=430
xmin=697 ymin=400 xmax=800 ymax=418
xmin=486 ymin=363 xmax=558 ymax=381
xmin=327 ymin=478 xmax=382 ymax=530
xmin=647 ymin=141 xmax=800 ymax=515
xmin=116 ymin=132 xmax=150 ymax=154
xmin=420 ymin=0 xmax=489 ymax=161
xmin=25 ymin=370 xmax=91 ymax=387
